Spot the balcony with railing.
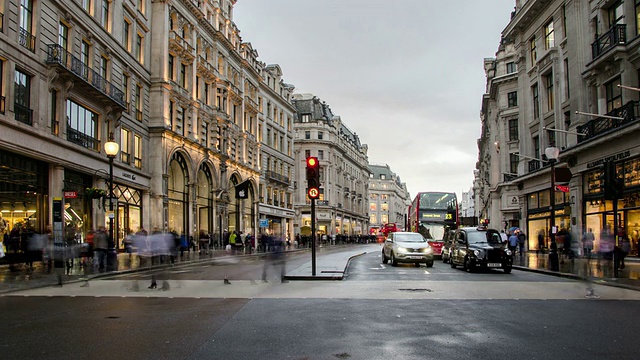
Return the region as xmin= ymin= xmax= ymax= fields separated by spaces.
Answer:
xmin=577 ymin=101 xmax=639 ymax=144
xmin=528 ymin=159 xmax=541 ymax=173
xmin=45 ymin=44 xmax=126 ymax=109
xmin=592 ymin=24 xmax=626 ymax=60
xmin=67 ymin=127 xmax=99 ymax=151
xmin=265 ymin=170 xmax=290 ymax=185
xmin=169 ymin=30 xmax=195 ymax=60
xmin=196 ymin=55 xmax=218 ymax=82
xmin=19 ymin=27 xmax=36 ymax=52
xmin=503 ymin=173 xmax=518 ymax=182
xmin=14 ymin=103 xmax=33 ymax=125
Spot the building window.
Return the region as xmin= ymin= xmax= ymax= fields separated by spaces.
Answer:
xmin=135 ymin=85 xmax=142 ymax=121
xmin=58 ymin=21 xmax=69 ymax=50
xmin=81 ymin=40 xmax=90 ymax=67
xmin=180 ymin=63 xmax=186 ymax=88
xmin=169 ymin=100 xmax=174 ymax=129
xmin=19 ymin=0 xmax=35 ymax=51
xmin=305 ymin=149 xmax=310 ymax=159
xmin=636 ymin=0 xmax=640 ymax=35
xmin=134 ymin=134 xmax=142 ymax=168
xmin=195 ymin=76 xmax=200 ymax=99
xmin=605 ymin=77 xmax=622 ymax=112
xmin=305 ymin=131 xmax=310 ymax=139
xmin=370 ymin=202 xmax=377 ymax=211
xmin=510 ymin=153 xmax=518 ymax=175
xmin=508 ymin=119 xmax=519 ymax=141
xmin=506 ymin=62 xmax=516 ymax=74
xmin=533 ymin=136 xmax=540 ymax=159
xmin=609 ymin=1 xmax=624 ymax=27
xmin=318 ymin=150 xmax=324 ymax=160
xmin=100 ymin=56 xmax=108 ymax=80
xmin=547 ymin=128 xmax=556 ymax=147
xmin=507 ymin=91 xmax=518 ymax=107
xmin=544 ymin=21 xmax=555 ymax=49
xmin=50 ymin=90 xmax=58 ymax=135
xmin=545 ymin=73 xmax=554 ymax=111
xmin=138 ymin=0 xmax=145 ymax=15
xmin=123 ymin=20 xmax=131 ymax=51
xmin=530 ymin=37 xmax=537 ymax=66
xmin=121 ymin=128 xmax=131 ymax=163
xmin=82 ymin=0 xmax=91 ymax=13
xmin=370 ymin=214 xmax=376 ymax=224
xmin=14 ymin=69 xmax=32 ymax=125
xmin=301 ymin=114 xmax=311 ymax=122
xmin=168 ymin=54 xmax=174 ymax=81
xmin=66 ymin=99 xmax=98 ymax=150
xmin=532 ymin=84 xmax=539 ymax=119
xmin=101 ymin=0 xmax=110 ymax=30
xmin=564 ymin=59 xmax=570 ymax=100
xmin=122 ymin=74 xmax=130 ymax=110
xmin=136 ymin=33 xmax=143 ymax=63
xmin=318 ymin=131 xmax=323 ymax=140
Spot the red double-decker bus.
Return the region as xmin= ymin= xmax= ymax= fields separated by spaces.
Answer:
xmin=407 ymin=192 xmax=459 ymax=257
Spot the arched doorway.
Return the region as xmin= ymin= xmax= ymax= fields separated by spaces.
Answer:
xmin=228 ymin=175 xmax=239 ymax=233
xmin=168 ymin=153 xmax=189 ymax=236
xmin=242 ymin=182 xmax=255 ymax=237
xmin=197 ymin=163 xmax=214 ymax=236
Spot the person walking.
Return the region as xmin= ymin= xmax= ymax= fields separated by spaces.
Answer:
xmin=582 ymin=228 xmax=595 ymax=259
xmin=620 ymin=231 xmax=631 ymax=270
xmin=93 ymin=227 xmax=108 ymax=272
xmin=517 ymin=231 xmax=526 ymax=257
xmin=508 ymin=231 xmax=519 ymax=255
xmin=229 ymin=231 xmax=237 ymax=254
xmin=537 ymin=230 xmax=545 ymax=255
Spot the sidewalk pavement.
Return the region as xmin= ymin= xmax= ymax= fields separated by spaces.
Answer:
xmin=0 ymin=244 xmax=373 ymax=294
xmin=2 ymin=245 xmax=640 ymax=294
xmin=512 ymin=251 xmax=640 ymax=291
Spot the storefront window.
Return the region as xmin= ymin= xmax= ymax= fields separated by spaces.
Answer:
xmin=539 ymin=190 xmax=550 ymax=208
xmin=528 ymin=193 xmax=538 ymax=209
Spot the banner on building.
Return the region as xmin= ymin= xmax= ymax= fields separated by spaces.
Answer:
xmin=235 ymin=180 xmax=250 ymax=199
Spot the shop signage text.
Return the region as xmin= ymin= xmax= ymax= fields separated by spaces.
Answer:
xmin=63 ymin=191 xmax=77 ymax=198
xmin=587 ymin=151 xmax=631 ymax=169
xmin=121 ymin=172 xmax=137 ymax=181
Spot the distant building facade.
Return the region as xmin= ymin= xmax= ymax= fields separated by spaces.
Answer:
xmin=292 ymin=94 xmax=370 ymax=237
xmin=368 ymin=164 xmax=410 ymax=233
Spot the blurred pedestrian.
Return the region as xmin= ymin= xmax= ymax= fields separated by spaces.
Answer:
xmin=537 ymin=230 xmax=545 ymax=254
xmin=620 ymin=230 xmax=631 ymax=270
xmin=93 ymin=226 xmax=108 ymax=272
xmin=582 ymin=228 xmax=595 ymax=259
xmin=517 ymin=231 xmax=526 ymax=256
xmin=508 ymin=231 xmax=518 ymax=255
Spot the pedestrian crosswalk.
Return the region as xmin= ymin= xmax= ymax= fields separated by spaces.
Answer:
xmin=6 ymin=278 xmax=640 ymax=300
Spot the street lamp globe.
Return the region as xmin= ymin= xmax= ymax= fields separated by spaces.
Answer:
xmin=545 ymin=146 xmax=560 ymax=161
xmin=104 ymin=140 xmax=119 ymax=157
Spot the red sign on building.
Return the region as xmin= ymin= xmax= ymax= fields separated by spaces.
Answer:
xmin=554 ymin=185 xmax=570 ymax=193
xmin=63 ymin=191 xmax=78 ymax=198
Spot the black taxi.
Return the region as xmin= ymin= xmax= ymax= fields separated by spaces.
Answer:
xmin=449 ymin=226 xmax=513 ymax=273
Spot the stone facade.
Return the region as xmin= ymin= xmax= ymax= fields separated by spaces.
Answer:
xmin=367 ymin=164 xmax=410 ymax=232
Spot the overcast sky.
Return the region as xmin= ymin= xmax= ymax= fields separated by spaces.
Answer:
xmin=234 ymin=0 xmax=515 ymax=200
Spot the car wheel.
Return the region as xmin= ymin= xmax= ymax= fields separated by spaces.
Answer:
xmin=381 ymin=250 xmax=388 ymax=264
xmin=390 ymin=252 xmax=398 ymax=267
xmin=464 ymin=257 xmax=473 ymax=273
xmin=426 ymin=261 xmax=434 ymax=268
xmin=415 ymin=263 xmax=421 ymax=267
xmin=504 ymin=266 xmax=512 ymax=274
xmin=450 ymin=256 xmax=457 ymax=269
xmin=442 ymin=253 xmax=448 ymax=263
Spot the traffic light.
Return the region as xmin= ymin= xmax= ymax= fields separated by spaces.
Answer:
xmin=306 ymin=157 xmax=320 ymax=199
xmin=602 ymin=161 xmax=624 ymax=200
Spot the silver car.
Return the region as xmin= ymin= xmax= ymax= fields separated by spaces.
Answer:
xmin=382 ymin=232 xmax=435 ymax=267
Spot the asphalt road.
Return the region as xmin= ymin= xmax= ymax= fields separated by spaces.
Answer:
xmin=2 ymin=248 xmax=640 ymax=360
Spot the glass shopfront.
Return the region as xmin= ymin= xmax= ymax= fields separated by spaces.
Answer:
xmin=526 ymin=188 xmax=571 ymax=252
xmin=583 ymin=157 xmax=640 ymax=255
xmin=64 ymin=169 xmax=92 ymax=243
xmin=0 ymin=150 xmax=49 ymax=241
xmin=168 ymin=153 xmax=189 ymax=235
xmin=115 ymin=184 xmax=142 ymax=249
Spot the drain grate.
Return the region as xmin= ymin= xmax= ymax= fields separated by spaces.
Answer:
xmin=398 ymin=288 xmax=432 ymax=292
xmin=105 ymin=316 xmax=121 ymax=319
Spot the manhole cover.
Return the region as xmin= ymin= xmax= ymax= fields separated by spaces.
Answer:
xmin=398 ymin=288 xmax=432 ymax=292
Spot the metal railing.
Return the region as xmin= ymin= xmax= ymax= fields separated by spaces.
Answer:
xmin=45 ymin=44 xmax=126 ymax=108
xmin=503 ymin=173 xmax=517 ymax=182
xmin=528 ymin=159 xmax=541 ymax=173
xmin=14 ymin=103 xmax=33 ymax=125
xmin=592 ymin=24 xmax=626 ymax=59
xmin=577 ymin=101 xmax=639 ymax=143
xmin=67 ymin=127 xmax=99 ymax=151
xmin=265 ymin=170 xmax=290 ymax=185
xmin=19 ymin=27 xmax=36 ymax=52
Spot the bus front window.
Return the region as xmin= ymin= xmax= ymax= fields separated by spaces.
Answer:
xmin=418 ymin=223 xmax=447 ymax=241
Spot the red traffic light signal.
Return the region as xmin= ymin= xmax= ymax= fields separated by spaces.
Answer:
xmin=306 ymin=157 xmax=320 ymax=199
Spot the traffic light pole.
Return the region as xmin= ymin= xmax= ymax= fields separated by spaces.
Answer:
xmin=311 ymin=197 xmax=316 ymax=276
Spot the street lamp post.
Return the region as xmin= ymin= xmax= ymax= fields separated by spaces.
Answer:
xmin=104 ymin=135 xmax=119 ymax=263
xmin=545 ymin=146 xmax=560 ymax=271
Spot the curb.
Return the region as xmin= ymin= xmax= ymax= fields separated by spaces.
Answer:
xmin=512 ymin=265 xmax=640 ymax=292
xmin=283 ymin=251 xmax=369 ymax=281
